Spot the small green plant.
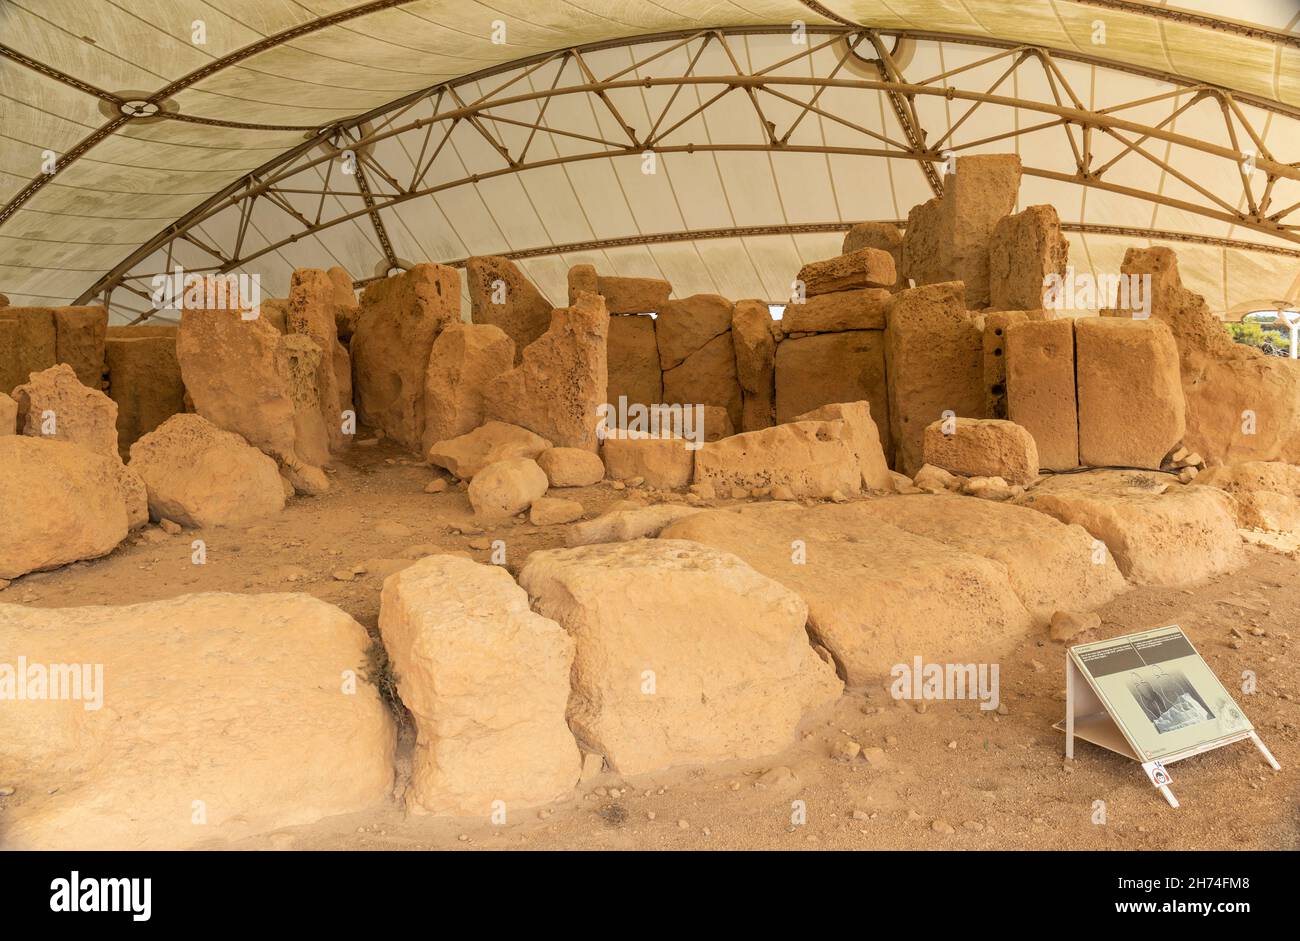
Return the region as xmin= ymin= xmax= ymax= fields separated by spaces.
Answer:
xmin=362 ymin=636 xmax=403 ymax=715
xmin=1226 ymin=321 xmax=1289 ymax=351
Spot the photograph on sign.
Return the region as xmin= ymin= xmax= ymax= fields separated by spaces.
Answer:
xmin=1070 ymin=626 xmax=1252 ymax=762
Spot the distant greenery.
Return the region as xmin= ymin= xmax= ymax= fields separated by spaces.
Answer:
xmin=1226 ymin=321 xmax=1289 ymax=352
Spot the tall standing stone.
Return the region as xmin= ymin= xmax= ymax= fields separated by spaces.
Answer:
xmin=466 ymin=256 xmax=553 ymax=360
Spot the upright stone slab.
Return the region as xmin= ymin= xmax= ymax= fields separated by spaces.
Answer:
xmin=467 ymin=255 xmax=553 ymax=360
xmin=52 ymin=306 xmax=108 ymax=388
xmin=567 ymin=264 xmax=671 ymax=314
xmin=774 ymin=330 xmax=890 ymax=461
xmin=353 ymin=263 xmax=460 ymax=453
xmin=482 ymin=291 xmax=609 ymax=450
xmin=287 ymin=268 xmax=348 ymax=452
xmin=422 ymin=322 xmax=515 ymax=454
xmin=1075 ymin=318 xmax=1185 ymax=469
xmin=655 ymin=294 xmax=732 ymax=370
xmin=1005 ymin=318 xmax=1078 ymax=470
xmin=982 ymin=310 xmax=1035 ymax=418
xmin=606 ymin=314 xmax=662 ymax=410
xmin=0 ymin=315 xmax=20 ymax=394
xmin=11 ymin=308 xmax=57 ymax=384
xmin=731 ymin=300 xmax=776 ymax=431
xmin=105 ymin=333 xmax=184 ymax=454
xmin=900 ymin=154 xmax=1022 ymax=308
xmin=884 ymin=282 xmax=984 ymax=475
xmin=661 ymin=331 xmax=743 ymax=433
xmin=989 ymin=205 xmax=1068 ymax=310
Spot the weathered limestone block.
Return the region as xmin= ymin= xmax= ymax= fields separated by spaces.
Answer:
xmin=661 ymin=331 xmax=743 ymax=433
xmin=0 ymin=593 xmax=395 ymax=849
xmin=694 ymin=420 xmax=861 ymax=498
xmin=379 ymin=556 xmax=580 ymax=816
xmin=128 ymin=414 xmax=286 ymax=528
xmin=52 ymin=306 xmax=108 ymax=388
xmin=774 ymin=330 xmax=890 ymax=460
xmin=483 ymin=291 xmax=609 ymax=451
xmin=467 ymin=457 xmax=549 ymax=521
xmin=1005 ymin=318 xmax=1078 ymax=470
xmin=287 ymin=268 xmax=348 ymax=452
xmin=421 ymin=322 xmax=515 ymax=454
xmin=13 ymin=308 xmax=58 ymax=381
xmin=981 ymin=310 xmax=1039 ymax=419
xmin=884 ymin=282 xmax=984 ymax=474
xmin=353 ymin=263 xmax=460 ymax=453
xmin=1018 ymin=470 xmax=1242 ymax=586
xmin=660 ymin=502 xmax=1035 ymax=685
xmin=427 ymin=420 xmax=552 ymax=479
xmin=989 ymin=205 xmax=1068 ymax=310
xmin=842 ymin=223 xmax=904 ymax=291
xmin=280 ymin=333 xmax=332 ymax=470
xmin=1075 ymin=318 xmax=1185 ymax=468
xmin=567 ymin=264 xmax=671 ymax=314
xmin=0 ymin=437 xmax=130 ymax=579
xmin=782 ymin=288 xmax=890 ymax=333
xmin=0 ymin=391 xmax=15 ymax=434
xmin=327 ymin=266 xmax=359 ymax=339
xmin=796 ymin=248 xmax=896 ymax=296
xmin=922 ymin=417 xmax=1039 ymax=484
xmin=731 ymin=300 xmax=776 ymax=432
xmin=0 ymin=315 xmax=20 ymax=393
xmin=656 ymin=294 xmax=733 ymax=370
xmin=105 ymin=334 xmax=185 ymax=453
xmin=518 ymin=540 xmax=842 ymax=775
xmin=13 ymin=363 xmax=119 ymax=459
xmin=793 ymin=401 xmax=893 ymax=491
xmin=900 ymin=154 xmax=1022 ymax=308
xmin=601 ymin=434 xmax=695 ymax=488
xmin=1115 ymin=247 xmax=1300 ymax=466
xmin=1198 ymin=462 xmax=1300 ymax=532
xmin=606 ymin=315 xmax=662 ymax=409
xmin=466 ymin=255 xmax=553 ymax=359
xmin=530 ymin=496 xmax=584 ymax=525
xmin=537 ymin=446 xmax=605 ymax=487
xmin=565 ymin=502 xmax=703 ymax=546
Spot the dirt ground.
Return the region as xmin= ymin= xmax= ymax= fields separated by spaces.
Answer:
xmin=6 ymin=439 xmax=1297 ymax=851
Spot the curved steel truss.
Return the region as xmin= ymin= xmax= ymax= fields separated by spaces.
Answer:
xmin=68 ymin=25 xmax=1300 ymax=318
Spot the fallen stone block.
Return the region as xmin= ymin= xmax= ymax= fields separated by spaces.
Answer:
xmin=1005 ymin=317 xmax=1078 ymax=470
xmin=1075 ymin=318 xmax=1185 ymax=468
xmin=565 ymin=502 xmax=703 ymax=546
xmin=537 ymin=446 xmax=605 ymax=487
xmin=660 ymin=502 xmax=1035 ymax=685
xmin=0 ymin=593 xmax=394 ymax=849
xmin=923 ymin=417 xmax=1039 ymax=484
xmin=483 ymin=291 xmax=609 ymax=450
xmin=468 ymin=457 xmax=549 ymax=521
xmin=378 ymin=556 xmax=579 ymax=816
xmin=1198 ymin=462 xmax=1300 ymax=532
xmin=1017 ymin=470 xmax=1243 ymax=586
xmin=128 ymin=414 xmax=286 ymax=528
xmin=518 ymin=539 xmax=842 ymax=775
xmin=602 ymin=433 xmax=695 ymax=489
xmin=884 ymin=282 xmax=984 ymax=474
xmin=530 ymin=496 xmax=585 ymax=525
xmin=466 ymin=256 xmax=552 ymax=359
xmin=693 ymin=420 xmax=861 ymax=499
xmin=793 ymin=400 xmax=893 ymax=491
xmin=13 ymin=363 xmax=119 ymax=459
xmin=0 ymin=437 xmax=131 ymax=579
xmin=353 ymin=263 xmax=460 ymax=452
xmin=422 ymin=322 xmax=515 ymax=454
xmin=427 ymin=420 xmax=552 ymax=479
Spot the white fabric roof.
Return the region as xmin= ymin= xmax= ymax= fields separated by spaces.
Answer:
xmin=2 ymin=1 xmax=1298 ymax=320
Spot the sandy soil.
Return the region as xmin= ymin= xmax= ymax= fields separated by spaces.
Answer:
xmin=6 ymin=439 xmax=1297 ymax=851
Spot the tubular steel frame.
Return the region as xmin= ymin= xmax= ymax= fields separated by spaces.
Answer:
xmin=2 ymin=18 xmax=1296 ymax=318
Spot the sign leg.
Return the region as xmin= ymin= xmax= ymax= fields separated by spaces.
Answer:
xmin=1065 ymin=655 xmax=1074 ymax=760
xmin=1249 ymin=731 xmax=1281 ymax=770
xmin=1157 ymin=784 xmax=1179 ymax=809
